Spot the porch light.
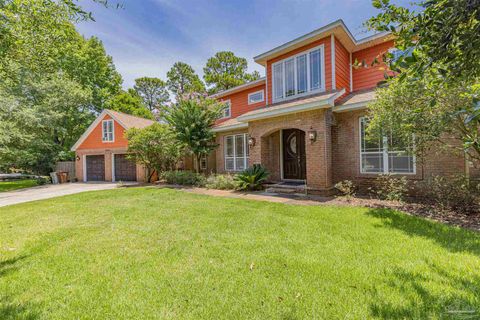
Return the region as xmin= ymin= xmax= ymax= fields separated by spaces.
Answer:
xmin=308 ymin=130 xmax=317 ymax=143
xmin=248 ymin=137 xmax=256 ymax=147
xmin=76 ymin=155 xmax=80 ymax=161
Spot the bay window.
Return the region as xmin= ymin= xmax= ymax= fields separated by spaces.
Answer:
xmin=360 ymin=117 xmax=415 ymax=174
xmin=272 ymin=45 xmax=325 ymax=102
xmin=224 ymin=133 xmax=249 ymax=171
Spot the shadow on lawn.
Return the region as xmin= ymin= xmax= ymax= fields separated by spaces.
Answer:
xmin=0 ymin=255 xmax=40 ymax=320
xmin=369 ymin=261 xmax=480 ymax=319
xmin=366 ymin=208 xmax=480 ymax=256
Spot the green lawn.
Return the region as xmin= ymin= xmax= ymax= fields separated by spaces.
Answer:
xmin=0 ymin=179 xmax=38 ymax=192
xmin=1 ymin=188 xmax=479 ymax=319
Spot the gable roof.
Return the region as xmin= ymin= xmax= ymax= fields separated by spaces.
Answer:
xmin=254 ymin=19 xmax=392 ymax=66
xmin=70 ymin=109 xmax=155 ymax=151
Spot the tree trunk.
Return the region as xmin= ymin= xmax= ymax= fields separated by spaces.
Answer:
xmin=195 ymin=154 xmax=201 ymax=173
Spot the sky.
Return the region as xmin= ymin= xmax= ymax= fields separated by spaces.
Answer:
xmin=76 ymin=0 xmax=413 ymax=89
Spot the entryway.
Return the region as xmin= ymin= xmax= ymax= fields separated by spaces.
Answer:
xmin=282 ymin=129 xmax=306 ymax=180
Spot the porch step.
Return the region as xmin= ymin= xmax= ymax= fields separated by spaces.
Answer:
xmin=265 ymin=182 xmax=307 ymax=195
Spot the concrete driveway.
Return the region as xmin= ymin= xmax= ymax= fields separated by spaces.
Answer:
xmin=0 ymin=182 xmax=132 ymax=207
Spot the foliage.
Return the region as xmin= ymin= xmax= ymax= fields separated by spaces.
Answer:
xmin=126 ymin=123 xmax=182 ymax=182
xmin=234 ymin=164 xmax=270 ymax=191
xmin=133 ymin=77 xmax=170 ymax=116
xmin=0 ymin=75 xmax=93 ymax=173
xmin=107 ymin=90 xmax=154 ymax=120
xmin=205 ymin=174 xmax=238 ymax=190
xmin=365 ymin=0 xmax=480 ymax=161
xmin=334 ymin=180 xmax=356 ymax=198
xmin=0 ymin=0 xmax=122 ymax=174
xmin=35 ymin=176 xmax=51 ymax=185
xmin=417 ymin=175 xmax=480 ymax=214
xmin=370 ymin=174 xmax=410 ymax=202
xmin=165 ymin=95 xmax=223 ymax=172
xmin=160 ymin=170 xmax=206 ymax=186
xmin=166 ymin=62 xmax=205 ymax=99
xmin=203 ymin=51 xmax=261 ymax=94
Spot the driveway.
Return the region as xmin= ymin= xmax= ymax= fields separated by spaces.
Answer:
xmin=0 ymin=182 xmax=133 ymax=207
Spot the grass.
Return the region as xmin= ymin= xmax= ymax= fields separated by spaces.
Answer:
xmin=0 ymin=187 xmax=479 ymax=319
xmin=0 ymin=179 xmax=38 ymax=192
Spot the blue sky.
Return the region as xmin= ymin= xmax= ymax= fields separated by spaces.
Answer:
xmin=76 ymin=0 xmax=412 ymax=88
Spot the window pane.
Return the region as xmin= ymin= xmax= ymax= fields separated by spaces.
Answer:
xmin=296 ymin=54 xmax=307 ymax=94
xmin=246 ymin=135 xmax=250 ymax=157
xmin=285 ymin=58 xmax=295 ymax=97
xmin=273 ymin=63 xmax=283 ymax=100
xmin=222 ymin=101 xmax=231 ymax=118
xmin=361 ymin=118 xmax=383 ymax=152
xmin=389 ymin=152 xmax=414 ymax=173
xmin=225 ymin=158 xmax=234 ymax=171
xmin=310 ymin=49 xmax=321 ymax=90
xmin=236 ymin=158 xmax=246 ymax=171
xmin=235 ymin=135 xmax=244 ymax=157
xmin=249 ymin=91 xmax=263 ymax=103
xmin=362 ymin=153 xmax=384 ymax=173
xmin=225 ymin=136 xmax=234 ymax=157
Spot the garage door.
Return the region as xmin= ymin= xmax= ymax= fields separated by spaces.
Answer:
xmin=86 ymin=155 xmax=105 ymax=181
xmin=114 ymin=154 xmax=137 ymax=181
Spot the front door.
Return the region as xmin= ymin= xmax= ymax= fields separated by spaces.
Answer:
xmin=282 ymin=129 xmax=306 ymax=180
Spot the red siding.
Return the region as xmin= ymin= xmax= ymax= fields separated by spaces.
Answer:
xmin=266 ymin=36 xmax=332 ymax=104
xmin=335 ymin=37 xmax=350 ymax=94
xmin=78 ymin=115 xmax=128 ymax=150
xmin=352 ymin=40 xmax=394 ymax=91
xmin=216 ymin=83 xmax=266 ymax=124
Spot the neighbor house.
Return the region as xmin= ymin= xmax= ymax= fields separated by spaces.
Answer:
xmin=71 ymin=109 xmax=154 ymax=182
xmin=204 ymin=19 xmax=478 ymax=194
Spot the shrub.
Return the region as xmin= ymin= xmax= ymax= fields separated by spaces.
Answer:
xmin=418 ymin=175 xmax=479 ymax=214
xmin=161 ymin=171 xmax=206 ymax=187
xmin=35 ymin=176 xmax=50 ymax=185
xmin=370 ymin=174 xmax=409 ymax=202
xmin=334 ymin=180 xmax=356 ymax=198
xmin=205 ymin=174 xmax=238 ymax=190
xmin=234 ymin=165 xmax=270 ymax=191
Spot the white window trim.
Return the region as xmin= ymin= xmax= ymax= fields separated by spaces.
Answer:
xmin=359 ymin=117 xmax=416 ymax=175
xmin=102 ymin=119 xmax=115 ymax=143
xmin=220 ymin=100 xmax=231 ymax=119
xmin=248 ymin=90 xmax=265 ymax=105
xmin=271 ymin=44 xmax=326 ymax=103
xmin=224 ymin=133 xmax=249 ymax=172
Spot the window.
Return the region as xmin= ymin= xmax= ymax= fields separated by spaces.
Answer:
xmin=248 ymin=90 xmax=264 ymax=104
xmin=360 ymin=117 xmax=415 ymax=174
xmin=224 ymin=134 xmax=249 ymax=171
xmin=200 ymin=155 xmax=207 ymax=170
xmin=102 ymin=120 xmax=114 ymax=142
xmin=389 ymin=47 xmax=413 ymax=63
xmin=272 ymin=45 xmax=325 ymax=102
xmin=221 ymin=100 xmax=231 ymax=118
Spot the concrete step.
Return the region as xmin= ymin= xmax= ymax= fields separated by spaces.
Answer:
xmin=265 ymin=183 xmax=307 ymax=195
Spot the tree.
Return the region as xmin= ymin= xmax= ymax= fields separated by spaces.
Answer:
xmin=165 ymin=95 xmax=223 ymax=172
xmin=126 ymin=123 xmax=183 ymax=182
xmin=106 ymin=90 xmax=155 ymax=120
xmin=203 ymin=51 xmax=260 ymax=94
xmin=133 ymin=77 xmax=170 ymax=115
xmin=364 ymin=0 xmax=480 ymax=161
xmin=166 ymin=62 xmax=205 ymax=99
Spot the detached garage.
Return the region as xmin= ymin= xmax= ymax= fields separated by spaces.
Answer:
xmin=71 ymin=109 xmax=155 ymax=182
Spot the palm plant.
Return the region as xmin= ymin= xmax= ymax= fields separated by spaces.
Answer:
xmin=235 ymin=164 xmax=270 ymax=191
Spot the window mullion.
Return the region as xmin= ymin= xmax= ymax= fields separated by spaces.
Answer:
xmin=294 ymin=57 xmax=298 ymax=94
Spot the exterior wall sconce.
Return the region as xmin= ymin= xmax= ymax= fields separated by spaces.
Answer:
xmin=248 ymin=137 xmax=256 ymax=147
xmin=76 ymin=155 xmax=80 ymax=161
xmin=308 ymin=130 xmax=317 ymax=143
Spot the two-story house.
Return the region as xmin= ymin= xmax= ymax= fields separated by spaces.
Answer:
xmin=206 ymin=19 xmax=474 ymax=194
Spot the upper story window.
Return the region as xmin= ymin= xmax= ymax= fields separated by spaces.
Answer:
xmin=221 ymin=100 xmax=231 ymax=119
xmin=360 ymin=117 xmax=415 ymax=174
xmin=389 ymin=47 xmax=413 ymax=63
xmin=248 ymin=90 xmax=264 ymax=105
xmin=272 ymin=45 xmax=325 ymax=102
xmin=102 ymin=120 xmax=114 ymax=142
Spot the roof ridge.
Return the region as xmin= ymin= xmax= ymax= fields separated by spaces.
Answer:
xmin=105 ymin=109 xmax=155 ymax=122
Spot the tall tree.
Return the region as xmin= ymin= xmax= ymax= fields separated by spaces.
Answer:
xmin=203 ymin=51 xmax=260 ymax=94
xmin=364 ymin=0 xmax=480 ymax=161
xmin=166 ymin=62 xmax=205 ymax=99
xmin=133 ymin=77 xmax=170 ymax=114
xmin=106 ymin=90 xmax=155 ymax=120
xmin=165 ymin=95 xmax=223 ymax=172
